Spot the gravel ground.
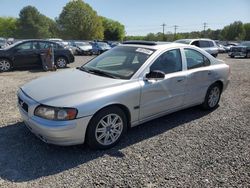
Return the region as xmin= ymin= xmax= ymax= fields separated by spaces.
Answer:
xmin=0 ymin=54 xmax=249 ymax=187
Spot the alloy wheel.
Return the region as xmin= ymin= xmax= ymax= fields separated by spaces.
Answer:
xmin=56 ymin=58 xmax=67 ymax=68
xmin=0 ymin=59 xmax=11 ymax=71
xmin=95 ymin=114 xmax=123 ymax=146
xmin=208 ymin=86 xmax=220 ymax=108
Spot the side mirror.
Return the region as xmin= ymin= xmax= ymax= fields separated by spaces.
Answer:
xmin=145 ymin=70 xmax=165 ymax=81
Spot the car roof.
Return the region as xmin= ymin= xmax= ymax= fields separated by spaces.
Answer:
xmin=121 ymin=41 xmax=190 ymax=50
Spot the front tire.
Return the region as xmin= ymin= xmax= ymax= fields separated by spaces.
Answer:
xmin=56 ymin=57 xmax=67 ymax=68
xmin=0 ymin=59 xmax=11 ymax=72
xmin=246 ymin=52 xmax=250 ymax=58
xmin=86 ymin=106 xmax=127 ymax=149
xmin=202 ymin=83 xmax=222 ymax=110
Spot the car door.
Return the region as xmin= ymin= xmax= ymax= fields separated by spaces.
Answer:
xmin=139 ymin=49 xmax=187 ymax=120
xmin=183 ymin=48 xmax=213 ymax=106
xmin=12 ymin=41 xmax=40 ymax=67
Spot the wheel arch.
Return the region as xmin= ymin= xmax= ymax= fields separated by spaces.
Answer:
xmin=87 ymin=103 xmax=131 ymax=129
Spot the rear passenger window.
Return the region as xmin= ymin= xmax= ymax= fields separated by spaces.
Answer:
xmin=199 ymin=41 xmax=210 ymax=48
xmin=150 ymin=49 xmax=182 ymax=74
xmin=184 ymin=48 xmax=210 ymax=69
xmin=191 ymin=41 xmax=199 ymax=47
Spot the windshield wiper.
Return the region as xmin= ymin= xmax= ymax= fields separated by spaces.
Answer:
xmin=77 ymin=67 xmax=118 ymax=79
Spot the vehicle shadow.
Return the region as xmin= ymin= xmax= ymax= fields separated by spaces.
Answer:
xmin=0 ymin=106 xmax=215 ymax=182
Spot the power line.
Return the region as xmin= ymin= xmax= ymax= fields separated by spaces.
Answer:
xmin=203 ymin=22 xmax=207 ymax=33
xmin=161 ymin=23 xmax=166 ymax=35
xmin=174 ymin=25 xmax=178 ymax=35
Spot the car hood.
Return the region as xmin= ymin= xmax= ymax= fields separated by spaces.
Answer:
xmin=21 ymin=68 xmax=126 ymax=107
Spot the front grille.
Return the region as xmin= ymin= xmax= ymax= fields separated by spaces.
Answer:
xmin=18 ymin=97 xmax=28 ymax=112
xmin=231 ymin=47 xmax=243 ymax=52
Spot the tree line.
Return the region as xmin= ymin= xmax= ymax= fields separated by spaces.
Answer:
xmin=126 ymin=21 xmax=250 ymax=42
xmin=0 ymin=0 xmax=125 ymax=41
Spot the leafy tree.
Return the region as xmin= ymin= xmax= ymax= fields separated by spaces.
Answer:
xmin=57 ymin=0 xmax=103 ymax=40
xmin=101 ymin=17 xmax=125 ymax=41
xmin=17 ymin=6 xmax=56 ymax=38
xmin=244 ymin=23 xmax=250 ymax=40
xmin=0 ymin=17 xmax=18 ymax=37
xmin=221 ymin=21 xmax=245 ymax=41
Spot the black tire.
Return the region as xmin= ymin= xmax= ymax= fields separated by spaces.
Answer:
xmin=213 ymin=53 xmax=218 ymax=58
xmin=55 ymin=57 xmax=68 ymax=68
xmin=86 ymin=106 xmax=127 ymax=149
xmin=201 ymin=83 xmax=222 ymax=110
xmin=0 ymin=58 xmax=12 ymax=72
xmin=230 ymin=55 xmax=234 ymax=58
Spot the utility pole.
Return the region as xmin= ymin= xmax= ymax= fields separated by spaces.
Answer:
xmin=174 ymin=25 xmax=178 ymax=35
xmin=161 ymin=23 xmax=166 ymax=40
xmin=203 ymin=22 xmax=207 ymax=37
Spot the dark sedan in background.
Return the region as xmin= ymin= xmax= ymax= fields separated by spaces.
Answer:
xmin=0 ymin=39 xmax=74 ymax=72
xmin=228 ymin=41 xmax=250 ymax=58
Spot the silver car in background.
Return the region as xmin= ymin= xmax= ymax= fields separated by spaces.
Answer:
xmin=17 ymin=41 xmax=230 ymax=149
xmin=175 ymin=38 xmax=219 ymax=57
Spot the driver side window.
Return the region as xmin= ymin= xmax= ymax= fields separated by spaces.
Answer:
xmin=16 ymin=42 xmax=33 ymax=50
xmin=150 ymin=49 xmax=182 ymax=74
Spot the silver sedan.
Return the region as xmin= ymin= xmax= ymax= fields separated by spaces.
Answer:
xmin=17 ymin=41 xmax=230 ymax=149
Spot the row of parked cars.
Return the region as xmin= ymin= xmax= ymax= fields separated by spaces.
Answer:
xmin=175 ymin=38 xmax=250 ymax=59
xmin=0 ymin=38 xmax=120 ymax=72
xmin=47 ymin=38 xmax=119 ymax=56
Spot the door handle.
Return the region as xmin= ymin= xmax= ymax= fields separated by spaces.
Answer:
xmin=208 ymin=71 xmax=212 ymax=75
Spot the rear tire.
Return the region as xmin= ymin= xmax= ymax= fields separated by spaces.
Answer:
xmin=56 ymin=57 xmax=67 ymax=68
xmin=202 ymin=83 xmax=222 ymax=110
xmin=86 ymin=106 xmax=127 ymax=149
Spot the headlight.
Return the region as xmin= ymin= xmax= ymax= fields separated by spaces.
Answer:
xmin=34 ymin=105 xmax=78 ymax=121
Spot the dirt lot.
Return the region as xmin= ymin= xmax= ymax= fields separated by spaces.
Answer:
xmin=0 ymin=54 xmax=249 ymax=187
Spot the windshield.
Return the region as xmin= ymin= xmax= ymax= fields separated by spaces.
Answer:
xmin=76 ymin=42 xmax=89 ymax=46
xmin=98 ymin=42 xmax=108 ymax=47
xmin=239 ymin=42 xmax=250 ymax=47
xmin=81 ymin=46 xmax=155 ymax=79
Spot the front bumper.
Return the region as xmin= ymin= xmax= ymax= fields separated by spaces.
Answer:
xmin=228 ymin=51 xmax=246 ymax=57
xmin=17 ymin=89 xmax=92 ymax=146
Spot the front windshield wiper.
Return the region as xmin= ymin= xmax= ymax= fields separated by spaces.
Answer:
xmin=77 ymin=67 xmax=118 ymax=79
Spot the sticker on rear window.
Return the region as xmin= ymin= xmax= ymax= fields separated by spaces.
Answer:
xmin=136 ymin=48 xmax=153 ymax=55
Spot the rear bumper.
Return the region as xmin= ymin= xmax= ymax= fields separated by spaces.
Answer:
xmin=68 ymin=54 xmax=75 ymax=63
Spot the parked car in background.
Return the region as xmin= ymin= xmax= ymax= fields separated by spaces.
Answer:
xmin=72 ymin=41 xmax=93 ymax=55
xmin=17 ymin=41 xmax=229 ymax=149
xmin=0 ymin=39 xmax=74 ymax=72
xmin=228 ymin=41 xmax=250 ymax=58
xmin=175 ymin=38 xmax=219 ymax=57
xmin=224 ymin=42 xmax=238 ymax=52
xmin=217 ymin=44 xmax=226 ymax=53
xmin=91 ymin=41 xmax=111 ymax=54
xmin=0 ymin=38 xmax=6 ymax=49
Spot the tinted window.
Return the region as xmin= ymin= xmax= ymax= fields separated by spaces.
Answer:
xmin=184 ymin=48 xmax=210 ymax=69
xmin=199 ymin=41 xmax=210 ymax=48
xmin=191 ymin=41 xmax=199 ymax=47
xmin=150 ymin=49 xmax=182 ymax=74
